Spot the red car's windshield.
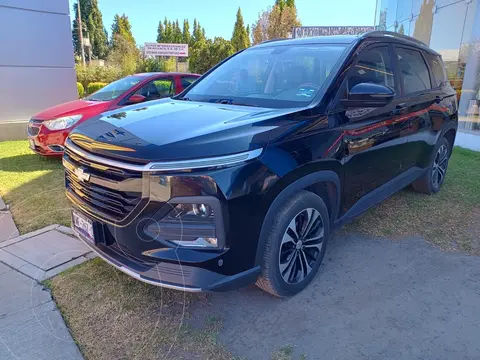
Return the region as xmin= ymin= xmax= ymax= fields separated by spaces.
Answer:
xmin=86 ymin=76 xmax=144 ymax=101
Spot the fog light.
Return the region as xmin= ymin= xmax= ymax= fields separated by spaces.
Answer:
xmin=150 ymin=202 xmax=219 ymax=248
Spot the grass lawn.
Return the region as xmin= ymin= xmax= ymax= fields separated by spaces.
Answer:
xmin=0 ymin=140 xmax=70 ymax=233
xmin=2 ymin=139 xmax=479 ymax=359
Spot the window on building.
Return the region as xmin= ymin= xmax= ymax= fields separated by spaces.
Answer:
xmin=396 ymin=47 xmax=431 ymax=94
xmin=425 ymin=53 xmax=447 ymax=87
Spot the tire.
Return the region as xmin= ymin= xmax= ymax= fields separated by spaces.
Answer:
xmin=411 ymin=137 xmax=451 ymax=194
xmin=256 ymin=190 xmax=330 ymax=297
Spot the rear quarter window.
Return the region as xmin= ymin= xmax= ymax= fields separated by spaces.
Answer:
xmin=425 ymin=53 xmax=447 ymax=87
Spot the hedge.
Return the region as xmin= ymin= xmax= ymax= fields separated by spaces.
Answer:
xmin=77 ymin=82 xmax=85 ymax=98
xmin=87 ymin=82 xmax=107 ymax=94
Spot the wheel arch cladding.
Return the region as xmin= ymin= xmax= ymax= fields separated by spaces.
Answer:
xmin=444 ymin=128 xmax=456 ymax=154
xmin=254 ymin=170 xmax=341 ymax=266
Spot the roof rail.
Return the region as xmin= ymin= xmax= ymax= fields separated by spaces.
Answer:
xmin=257 ymin=38 xmax=289 ymax=45
xmin=362 ymin=31 xmax=428 ymax=47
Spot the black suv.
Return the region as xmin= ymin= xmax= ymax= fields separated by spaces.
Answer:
xmin=64 ymin=32 xmax=457 ymax=297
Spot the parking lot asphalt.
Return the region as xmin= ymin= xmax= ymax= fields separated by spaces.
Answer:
xmin=193 ymin=234 xmax=480 ymax=360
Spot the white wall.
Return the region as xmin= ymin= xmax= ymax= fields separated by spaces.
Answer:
xmin=0 ymin=0 xmax=77 ymax=140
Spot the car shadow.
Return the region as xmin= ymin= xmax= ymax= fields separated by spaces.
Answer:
xmin=0 ymin=153 xmax=62 ymax=172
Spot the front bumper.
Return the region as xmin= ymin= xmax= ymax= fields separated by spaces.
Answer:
xmin=63 ymin=139 xmax=272 ymax=292
xmin=73 ymin=224 xmax=260 ymax=292
xmin=28 ymin=119 xmax=68 ymax=156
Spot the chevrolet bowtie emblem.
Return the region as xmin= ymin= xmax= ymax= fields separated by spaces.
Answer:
xmin=74 ymin=167 xmax=91 ymax=182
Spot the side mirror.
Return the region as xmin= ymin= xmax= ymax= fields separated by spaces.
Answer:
xmin=126 ymin=94 xmax=146 ymax=104
xmin=341 ymin=83 xmax=395 ymax=108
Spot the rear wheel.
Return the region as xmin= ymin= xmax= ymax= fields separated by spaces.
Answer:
xmin=256 ymin=190 xmax=329 ymax=297
xmin=412 ymin=137 xmax=450 ymax=194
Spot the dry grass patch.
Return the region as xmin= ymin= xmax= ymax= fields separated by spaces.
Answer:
xmin=45 ymin=258 xmax=234 ymax=360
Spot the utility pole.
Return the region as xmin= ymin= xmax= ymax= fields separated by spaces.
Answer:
xmin=77 ymin=1 xmax=86 ymax=66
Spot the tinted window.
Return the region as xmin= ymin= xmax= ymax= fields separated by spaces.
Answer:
xmin=184 ymin=44 xmax=347 ymax=108
xmin=348 ymin=46 xmax=395 ymax=91
xmin=134 ymin=79 xmax=175 ymax=100
xmin=396 ymin=48 xmax=431 ymax=94
xmin=425 ymin=53 xmax=447 ymax=87
xmin=85 ymin=76 xmax=143 ymax=101
xmin=181 ymin=76 xmax=198 ymax=89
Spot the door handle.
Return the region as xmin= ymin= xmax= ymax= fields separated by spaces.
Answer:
xmin=393 ymin=104 xmax=408 ymax=115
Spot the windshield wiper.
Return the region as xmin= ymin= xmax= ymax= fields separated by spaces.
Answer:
xmin=215 ymin=99 xmax=259 ymax=107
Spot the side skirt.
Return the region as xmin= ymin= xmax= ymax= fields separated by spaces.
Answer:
xmin=334 ymin=166 xmax=428 ymax=229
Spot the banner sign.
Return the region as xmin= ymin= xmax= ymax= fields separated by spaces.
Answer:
xmin=293 ymin=26 xmax=375 ymax=38
xmin=144 ymin=43 xmax=189 ymax=57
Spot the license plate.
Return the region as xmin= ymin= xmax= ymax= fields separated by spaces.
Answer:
xmin=29 ymin=138 xmax=35 ymax=150
xmin=72 ymin=210 xmax=95 ymax=244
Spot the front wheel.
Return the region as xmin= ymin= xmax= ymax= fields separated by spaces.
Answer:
xmin=412 ymin=137 xmax=451 ymax=194
xmin=256 ymin=190 xmax=330 ymax=297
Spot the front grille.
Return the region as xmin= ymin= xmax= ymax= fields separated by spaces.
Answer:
xmin=64 ymin=146 xmax=145 ymax=223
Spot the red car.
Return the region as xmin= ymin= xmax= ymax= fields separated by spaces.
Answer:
xmin=27 ymin=72 xmax=200 ymax=156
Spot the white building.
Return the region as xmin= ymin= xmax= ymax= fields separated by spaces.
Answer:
xmin=0 ymin=0 xmax=77 ymax=141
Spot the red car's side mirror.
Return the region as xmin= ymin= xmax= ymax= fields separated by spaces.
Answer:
xmin=127 ymin=94 xmax=146 ymax=104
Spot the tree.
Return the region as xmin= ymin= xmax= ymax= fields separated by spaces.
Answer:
xmin=275 ymin=0 xmax=286 ymax=11
xmin=190 ymin=37 xmax=235 ymax=74
xmin=72 ymin=0 xmax=108 ymax=59
xmin=173 ymin=19 xmax=183 ymax=43
xmin=231 ymin=7 xmax=250 ymax=52
xmin=107 ymin=34 xmax=141 ymax=75
xmin=111 ymin=14 xmax=135 ymax=46
xmin=164 ymin=18 xmax=173 ymax=43
xmin=182 ymin=19 xmax=191 ymax=45
xmin=398 ymin=23 xmax=405 ymax=35
xmin=251 ymin=3 xmax=301 ymax=45
xmin=412 ymin=0 xmax=434 ymax=46
xmin=286 ymin=0 xmax=295 ymax=7
xmin=252 ymin=9 xmax=270 ymax=44
xmin=192 ymin=18 xmax=206 ymax=44
xmin=157 ymin=21 xmax=165 ymax=42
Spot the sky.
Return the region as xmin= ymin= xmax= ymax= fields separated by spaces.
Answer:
xmin=69 ymin=0 xmax=377 ymax=45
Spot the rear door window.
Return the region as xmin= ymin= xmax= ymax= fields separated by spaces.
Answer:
xmin=425 ymin=53 xmax=447 ymax=87
xmin=395 ymin=47 xmax=431 ymax=94
xmin=181 ymin=76 xmax=198 ymax=89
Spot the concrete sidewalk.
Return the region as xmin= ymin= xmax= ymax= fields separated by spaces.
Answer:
xmin=0 ymin=205 xmax=88 ymax=359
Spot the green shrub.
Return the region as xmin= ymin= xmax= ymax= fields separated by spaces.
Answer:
xmin=76 ymin=82 xmax=85 ymax=98
xmin=75 ymin=64 xmax=122 ymax=89
xmin=87 ymin=82 xmax=107 ymax=94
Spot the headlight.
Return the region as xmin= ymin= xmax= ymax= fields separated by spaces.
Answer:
xmin=44 ymin=115 xmax=83 ymax=130
xmin=163 ymin=203 xmax=214 ymax=223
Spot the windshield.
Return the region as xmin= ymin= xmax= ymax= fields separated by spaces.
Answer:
xmin=184 ymin=44 xmax=347 ymax=108
xmin=86 ymin=76 xmax=143 ymax=101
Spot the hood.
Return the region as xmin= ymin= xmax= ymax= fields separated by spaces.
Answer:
xmin=69 ymin=98 xmax=298 ymax=163
xmin=32 ymin=99 xmax=111 ymax=121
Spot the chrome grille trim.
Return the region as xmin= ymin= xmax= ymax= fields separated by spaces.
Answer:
xmin=65 ymin=141 xmax=263 ymax=172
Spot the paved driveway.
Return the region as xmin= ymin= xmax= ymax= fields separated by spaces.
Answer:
xmin=193 ymin=234 xmax=480 ymax=359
